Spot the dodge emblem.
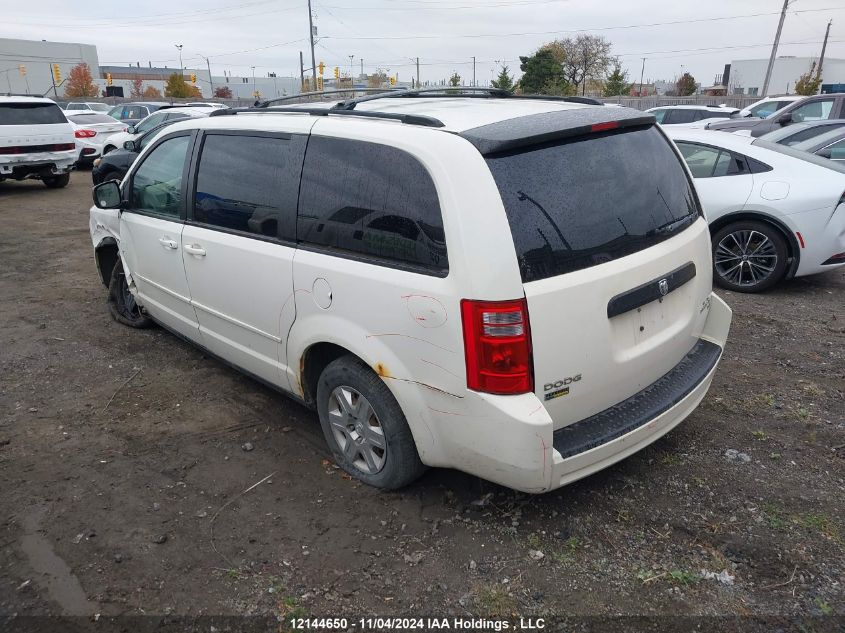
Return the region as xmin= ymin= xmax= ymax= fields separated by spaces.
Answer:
xmin=658 ymin=279 xmax=669 ymax=296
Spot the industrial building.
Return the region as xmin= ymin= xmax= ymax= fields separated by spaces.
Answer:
xmin=1 ymin=37 xmax=99 ymax=97
xmin=727 ymin=56 xmax=845 ymax=95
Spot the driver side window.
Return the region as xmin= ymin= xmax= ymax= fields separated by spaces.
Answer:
xmin=130 ymin=135 xmax=191 ymax=217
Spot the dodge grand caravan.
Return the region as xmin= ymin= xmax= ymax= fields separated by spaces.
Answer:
xmin=89 ymin=88 xmax=732 ymax=493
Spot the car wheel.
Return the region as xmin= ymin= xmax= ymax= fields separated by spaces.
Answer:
xmin=712 ymin=220 xmax=788 ymax=293
xmin=42 ymin=174 xmax=70 ymax=189
xmin=103 ymin=145 xmax=115 ymax=155
xmin=316 ymin=355 xmax=426 ymax=489
xmin=107 ymin=260 xmax=153 ymax=328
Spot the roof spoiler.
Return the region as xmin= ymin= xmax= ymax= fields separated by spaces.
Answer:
xmin=461 ymin=107 xmax=656 ymax=155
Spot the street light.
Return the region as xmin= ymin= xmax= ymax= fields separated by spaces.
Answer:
xmin=175 ymin=44 xmax=183 ymax=72
xmin=349 ymin=54 xmax=354 ymax=87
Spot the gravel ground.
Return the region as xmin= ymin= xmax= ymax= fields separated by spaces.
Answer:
xmin=0 ymin=174 xmax=843 ymax=631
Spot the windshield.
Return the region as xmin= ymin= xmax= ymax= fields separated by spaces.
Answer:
xmin=68 ymin=113 xmax=118 ymax=124
xmin=485 ymin=125 xmax=700 ymax=282
xmin=792 ymin=127 xmax=845 ymax=152
xmin=0 ymin=102 xmax=67 ymax=125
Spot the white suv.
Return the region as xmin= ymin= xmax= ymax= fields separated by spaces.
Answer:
xmin=89 ymin=89 xmax=732 ymax=492
xmin=1 ymin=96 xmax=75 ymax=188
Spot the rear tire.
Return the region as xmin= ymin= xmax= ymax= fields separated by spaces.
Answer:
xmin=316 ymin=355 xmax=426 ymax=489
xmin=43 ymin=174 xmax=70 ymax=189
xmin=712 ymin=220 xmax=788 ymax=293
xmin=107 ymin=260 xmax=153 ymax=328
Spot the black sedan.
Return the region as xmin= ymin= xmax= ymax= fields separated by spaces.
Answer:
xmin=91 ymin=120 xmax=178 ymax=184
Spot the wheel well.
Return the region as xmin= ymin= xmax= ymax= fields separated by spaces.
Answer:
xmin=708 ymin=212 xmax=799 ymax=275
xmin=300 ymin=342 xmax=354 ymax=408
xmin=95 ymin=239 xmax=119 ymax=288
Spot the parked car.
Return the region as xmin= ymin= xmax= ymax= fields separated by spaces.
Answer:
xmin=757 ymin=119 xmax=845 ymax=147
xmin=101 ymin=105 xmax=214 ymax=155
xmin=106 ymin=102 xmax=169 ymax=126
xmin=737 ymin=95 xmax=803 ymax=118
xmin=65 ymin=112 xmax=127 ymax=167
xmin=646 ymin=105 xmax=739 ymax=125
xmin=707 ymin=93 xmax=845 ymax=137
xmin=90 ymin=90 xmax=732 ymax=493
xmin=91 ymin=119 xmax=179 ymax=184
xmin=789 ymin=127 xmax=845 ymax=162
xmin=667 ymin=128 xmax=845 ymax=292
xmin=64 ymin=102 xmax=111 ymax=113
xmin=0 ymin=95 xmax=75 ymax=188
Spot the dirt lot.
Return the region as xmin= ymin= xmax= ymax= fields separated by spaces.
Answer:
xmin=1 ymin=174 xmax=843 ymax=629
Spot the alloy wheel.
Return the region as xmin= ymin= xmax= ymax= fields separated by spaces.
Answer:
xmin=714 ymin=229 xmax=778 ymax=288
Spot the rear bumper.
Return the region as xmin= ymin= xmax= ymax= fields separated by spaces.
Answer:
xmin=407 ymin=292 xmax=732 ymax=493
xmin=0 ymin=152 xmax=76 ymax=179
xmin=549 ymin=292 xmax=731 ymax=490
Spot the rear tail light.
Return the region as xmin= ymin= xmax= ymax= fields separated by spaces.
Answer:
xmin=460 ymin=299 xmax=533 ymax=395
xmin=75 ymin=129 xmax=97 ymax=138
xmin=53 ymin=143 xmax=76 ymax=151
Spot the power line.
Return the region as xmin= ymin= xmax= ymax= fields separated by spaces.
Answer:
xmin=320 ymin=6 xmax=845 ymax=40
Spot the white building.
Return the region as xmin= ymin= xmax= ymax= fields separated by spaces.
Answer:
xmin=0 ymin=37 xmax=99 ymax=96
xmin=728 ymin=56 xmax=845 ymax=96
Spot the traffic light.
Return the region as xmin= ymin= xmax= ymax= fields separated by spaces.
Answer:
xmin=333 ymin=66 xmax=339 ymax=79
xmin=106 ymin=73 xmax=113 ymax=86
xmin=18 ymin=65 xmax=26 ymax=76
xmin=52 ymin=64 xmax=61 ymax=84
xmin=316 ymin=76 xmax=324 ymax=91
xmin=190 ymin=73 xmax=197 ymax=84
xmin=318 ymin=61 xmax=325 ymax=76
xmin=389 ymin=76 xmax=396 ymax=86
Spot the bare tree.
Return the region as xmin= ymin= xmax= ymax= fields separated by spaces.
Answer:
xmin=543 ymin=35 xmax=613 ymax=95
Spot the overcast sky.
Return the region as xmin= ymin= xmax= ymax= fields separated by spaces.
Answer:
xmin=3 ymin=0 xmax=843 ymax=85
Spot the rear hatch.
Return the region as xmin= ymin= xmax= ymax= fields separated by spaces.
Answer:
xmin=0 ymin=101 xmax=74 ymax=158
xmin=479 ymin=115 xmax=713 ymax=429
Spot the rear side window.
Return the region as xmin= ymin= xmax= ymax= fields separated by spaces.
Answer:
xmin=297 ymin=137 xmax=448 ymax=274
xmin=485 ymin=126 xmax=699 ymax=282
xmin=0 ymin=102 xmax=66 ymax=125
xmin=193 ymin=133 xmax=306 ymax=241
xmin=665 ymin=109 xmax=696 ymax=124
xmin=676 ymin=142 xmax=747 ymax=178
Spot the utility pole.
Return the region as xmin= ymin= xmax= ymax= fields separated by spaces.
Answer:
xmin=300 ymin=51 xmax=305 ymax=92
xmin=762 ymin=0 xmax=789 ymax=97
xmin=252 ymin=66 xmax=256 ymax=97
xmin=472 ymin=56 xmax=476 ymax=87
xmin=639 ymin=58 xmax=645 ymax=97
xmin=416 ymin=57 xmax=420 ymax=88
xmin=361 ymin=58 xmax=364 ymax=77
xmin=349 ymin=54 xmax=354 ymax=87
xmin=307 ymin=0 xmax=317 ymax=86
xmin=201 ymin=55 xmax=213 ymax=97
xmin=817 ymin=19 xmax=833 ymax=93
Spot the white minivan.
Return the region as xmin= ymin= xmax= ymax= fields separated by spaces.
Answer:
xmin=1 ymin=96 xmax=75 ymax=188
xmin=89 ymin=89 xmax=732 ymax=493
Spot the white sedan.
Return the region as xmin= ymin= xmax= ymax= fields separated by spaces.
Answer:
xmin=65 ymin=111 xmax=127 ymax=166
xmin=667 ymin=128 xmax=845 ymax=292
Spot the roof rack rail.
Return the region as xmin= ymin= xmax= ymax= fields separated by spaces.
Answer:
xmin=208 ymin=105 xmax=444 ymax=128
xmin=255 ymin=88 xmax=407 ymax=108
xmin=331 ymin=87 xmax=604 ymax=110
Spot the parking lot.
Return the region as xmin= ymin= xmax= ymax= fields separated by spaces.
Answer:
xmin=0 ymin=173 xmax=843 ymax=623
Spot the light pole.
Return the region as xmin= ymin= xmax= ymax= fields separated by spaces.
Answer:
xmin=175 ymin=44 xmax=183 ymax=73
xmin=252 ymin=66 xmax=256 ymax=97
xmin=349 ymin=55 xmax=354 ymax=87
xmin=198 ymin=54 xmax=213 ymax=97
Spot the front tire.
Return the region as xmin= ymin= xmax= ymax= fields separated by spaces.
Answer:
xmin=43 ymin=174 xmax=70 ymax=189
xmin=316 ymin=356 xmax=426 ymax=489
xmin=712 ymin=220 xmax=788 ymax=293
xmin=107 ymin=260 xmax=153 ymax=328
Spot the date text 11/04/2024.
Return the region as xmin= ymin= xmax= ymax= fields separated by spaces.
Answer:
xmin=290 ymin=617 xmax=547 ymax=630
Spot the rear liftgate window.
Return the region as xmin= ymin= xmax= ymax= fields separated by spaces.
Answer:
xmin=0 ymin=103 xmax=66 ymax=125
xmin=485 ymin=126 xmax=700 ymax=282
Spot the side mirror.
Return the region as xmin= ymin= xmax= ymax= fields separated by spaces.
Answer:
xmin=123 ymin=140 xmax=137 ymax=152
xmin=93 ymin=180 xmax=123 ymax=210
xmin=127 ymin=125 xmax=136 ymax=135
xmin=778 ymin=113 xmax=794 ymax=126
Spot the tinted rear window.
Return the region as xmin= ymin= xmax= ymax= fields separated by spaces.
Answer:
xmin=486 ymin=126 xmax=700 ymax=282
xmin=0 ymin=103 xmax=67 ymax=125
xmin=68 ymin=113 xmax=117 ymax=124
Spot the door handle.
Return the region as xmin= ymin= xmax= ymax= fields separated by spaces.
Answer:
xmin=158 ymin=237 xmax=178 ymax=249
xmin=183 ymin=244 xmax=206 ymax=257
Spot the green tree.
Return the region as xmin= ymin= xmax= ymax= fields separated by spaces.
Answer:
xmin=63 ymin=63 xmax=99 ymax=98
xmin=604 ymin=61 xmax=630 ymax=97
xmin=518 ymin=49 xmax=566 ymax=94
xmin=676 ymin=72 xmax=697 ymax=96
xmin=794 ymin=61 xmax=822 ymax=96
xmin=164 ymin=72 xmax=192 ymax=98
xmin=448 ymin=72 xmax=461 ymax=87
xmin=491 ymin=65 xmax=514 ymax=91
